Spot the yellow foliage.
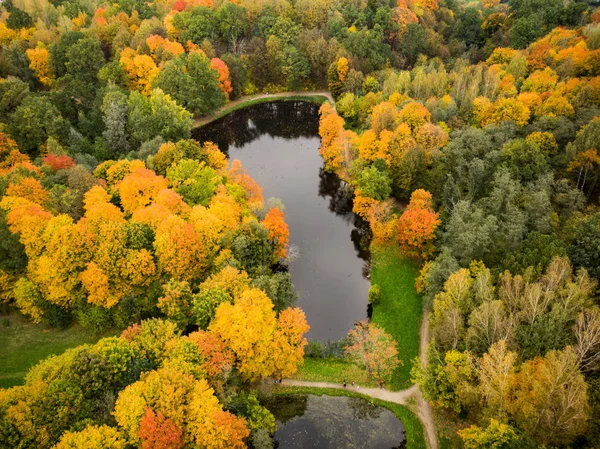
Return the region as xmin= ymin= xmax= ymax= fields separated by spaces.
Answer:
xmin=120 ymin=48 xmax=159 ymax=95
xmin=26 ymin=44 xmax=54 ymax=87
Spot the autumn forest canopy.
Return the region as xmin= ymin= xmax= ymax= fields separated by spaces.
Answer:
xmin=2 ymin=0 xmax=600 ymax=447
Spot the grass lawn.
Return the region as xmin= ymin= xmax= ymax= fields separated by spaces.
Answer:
xmin=0 ymin=313 xmax=118 ymax=389
xmin=193 ymin=94 xmax=330 ymax=128
xmin=294 ymin=357 xmax=376 ymax=387
xmin=271 ymin=386 xmax=427 ymax=449
xmin=370 ymin=242 xmax=423 ymax=391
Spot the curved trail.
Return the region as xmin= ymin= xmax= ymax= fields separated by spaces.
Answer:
xmin=281 ymin=312 xmax=438 ymax=449
xmin=193 ymin=91 xmax=335 ymax=128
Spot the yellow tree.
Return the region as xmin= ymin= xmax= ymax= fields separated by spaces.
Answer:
xmin=113 ymin=366 xmax=249 ymax=448
xmin=318 ymin=102 xmax=347 ymax=172
xmin=120 ymin=48 xmax=160 ymax=95
xmin=209 ymin=288 xmax=277 ymax=381
xmin=272 ymin=307 xmax=310 ymax=378
xmin=118 ymin=167 xmax=169 ymax=215
xmin=26 ymin=43 xmax=54 ymax=87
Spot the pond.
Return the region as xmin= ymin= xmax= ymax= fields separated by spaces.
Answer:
xmin=192 ymin=101 xmax=370 ymax=341
xmin=261 ymin=394 xmax=406 ymax=449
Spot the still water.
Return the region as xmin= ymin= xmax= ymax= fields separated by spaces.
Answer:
xmin=261 ymin=394 xmax=406 ymax=449
xmin=192 ymin=101 xmax=370 ymax=341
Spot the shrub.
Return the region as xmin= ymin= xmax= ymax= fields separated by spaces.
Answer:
xmin=368 ymin=284 xmax=382 ymax=305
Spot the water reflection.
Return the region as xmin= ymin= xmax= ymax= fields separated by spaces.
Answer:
xmin=262 ymin=394 xmax=406 ymax=449
xmin=192 ymin=101 xmax=371 ymax=341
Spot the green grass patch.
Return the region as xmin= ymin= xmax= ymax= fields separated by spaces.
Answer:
xmin=370 ymin=243 xmax=423 ymax=391
xmin=271 ymin=386 xmax=427 ymax=449
xmin=193 ymin=94 xmax=330 ymax=128
xmin=0 ymin=313 xmax=118 ymax=389
xmin=294 ymin=357 xmax=376 ymax=387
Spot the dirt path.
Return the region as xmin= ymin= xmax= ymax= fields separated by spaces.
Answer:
xmin=193 ymin=90 xmax=335 ymax=128
xmin=281 ymin=315 xmax=438 ymax=449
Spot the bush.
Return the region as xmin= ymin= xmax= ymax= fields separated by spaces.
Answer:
xmin=368 ymin=284 xmax=382 ymax=305
xmin=76 ymin=303 xmax=113 ymax=335
xmin=305 ymin=340 xmax=324 ymax=358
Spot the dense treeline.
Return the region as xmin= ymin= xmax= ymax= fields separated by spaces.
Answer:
xmin=0 ymin=314 xmax=308 ymax=448
xmin=316 ymin=17 xmax=600 ymax=449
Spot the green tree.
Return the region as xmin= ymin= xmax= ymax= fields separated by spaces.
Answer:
xmin=155 ymin=52 xmax=225 ymax=116
xmin=357 ymin=165 xmax=392 ymax=200
xmin=127 ymin=89 xmax=192 ymax=147
xmin=101 ymin=87 xmax=130 ymax=156
xmin=8 ymin=95 xmax=69 ymax=154
xmin=172 ymin=7 xmax=216 ymax=45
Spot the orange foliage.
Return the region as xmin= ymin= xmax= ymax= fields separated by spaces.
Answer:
xmin=42 ymin=154 xmax=76 ymax=171
xmin=228 ymin=160 xmax=264 ymax=208
xmin=262 ymin=208 xmax=289 ymax=259
xmin=155 ymin=215 xmax=205 ymax=282
xmin=210 ymin=58 xmax=232 ymax=98
xmin=397 ymin=189 xmax=440 ymax=259
xmin=318 ymin=102 xmax=347 ymax=172
xmin=138 ymin=407 xmax=184 ymax=449
xmin=188 ymin=330 xmax=235 ymax=392
xmin=120 ymin=48 xmax=159 ymax=95
xmin=6 ymin=178 xmax=49 ymax=207
xmin=146 ymin=35 xmax=185 ymax=64
xmin=118 ymin=168 xmax=169 ymax=215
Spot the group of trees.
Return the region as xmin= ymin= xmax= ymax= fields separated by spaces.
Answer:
xmin=0 ymin=311 xmax=308 ymax=448
xmin=315 ymin=13 xmax=600 ymax=449
xmin=0 ymin=135 xmax=296 ymax=334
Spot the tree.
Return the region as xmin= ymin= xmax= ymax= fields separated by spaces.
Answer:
xmin=120 ymin=48 xmax=159 ymax=95
xmin=26 ymin=44 xmax=54 ymax=87
xmin=210 ymin=58 xmax=232 ymax=99
xmin=155 ymin=51 xmax=225 ymax=116
xmin=101 ymin=88 xmax=130 ymax=156
xmin=512 ymin=347 xmax=589 ymax=445
xmin=397 ymin=189 xmax=441 ymax=259
xmin=127 ymin=89 xmax=193 ymax=147
xmin=357 ymin=166 xmax=392 ymax=201
xmin=477 ymin=340 xmax=517 ymax=419
xmin=209 ymin=288 xmax=308 ymax=382
xmin=345 ymin=321 xmax=400 ymax=386
xmin=138 ymin=407 xmax=184 ymax=449
xmin=261 ymin=207 xmax=289 ymax=259
xmin=458 ymin=419 xmax=519 ymax=449
xmin=113 ymin=366 xmax=249 ymax=448
xmin=53 ymin=425 xmax=127 ymax=449
xmin=8 ymin=95 xmax=69 ymax=154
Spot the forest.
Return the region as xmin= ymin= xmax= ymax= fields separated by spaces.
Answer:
xmin=1 ymin=0 xmax=600 ymax=447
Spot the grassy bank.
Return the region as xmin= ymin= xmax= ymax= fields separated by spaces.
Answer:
xmin=193 ymin=93 xmax=331 ymax=128
xmin=370 ymin=243 xmax=422 ymax=391
xmin=271 ymin=386 xmax=427 ymax=449
xmin=294 ymin=243 xmax=422 ymax=391
xmin=0 ymin=313 xmax=118 ymax=389
xmin=294 ymin=357 xmax=376 ymax=387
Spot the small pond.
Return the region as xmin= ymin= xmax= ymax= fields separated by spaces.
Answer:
xmin=261 ymin=394 xmax=406 ymax=449
xmin=192 ymin=101 xmax=371 ymax=341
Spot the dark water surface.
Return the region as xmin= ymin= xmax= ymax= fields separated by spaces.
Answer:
xmin=261 ymin=394 xmax=406 ymax=449
xmin=192 ymin=101 xmax=370 ymax=341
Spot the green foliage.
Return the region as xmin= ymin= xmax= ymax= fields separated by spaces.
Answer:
xmin=357 ymin=165 xmax=392 ymax=200
xmin=127 ymin=89 xmax=192 ymax=147
xmin=368 ymin=284 xmax=382 ymax=305
xmin=155 ymin=51 xmax=225 ymax=116
xmin=252 ymin=272 xmax=298 ymax=312
xmin=8 ymin=95 xmax=69 ymax=154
